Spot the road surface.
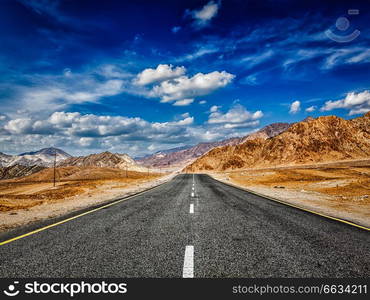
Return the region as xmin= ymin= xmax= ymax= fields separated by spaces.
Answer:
xmin=0 ymin=174 xmax=369 ymax=277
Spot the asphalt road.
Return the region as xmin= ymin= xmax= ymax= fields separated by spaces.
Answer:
xmin=0 ymin=174 xmax=369 ymax=277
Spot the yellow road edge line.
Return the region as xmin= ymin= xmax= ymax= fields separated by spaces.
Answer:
xmin=212 ymin=176 xmax=370 ymax=232
xmin=0 ymin=182 xmax=166 ymax=246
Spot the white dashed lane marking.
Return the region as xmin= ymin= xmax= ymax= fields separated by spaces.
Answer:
xmin=189 ymin=203 xmax=194 ymax=214
xmin=182 ymin=245 xmax=194 ymax=278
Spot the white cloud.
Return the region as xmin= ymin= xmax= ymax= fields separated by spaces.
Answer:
xmin=135 ymin=64 xmax=186 ymax=86
xmin=187 ymin=1 xmax=219 ymax=29
xmin=173 ymin=98 xmax=194 ymax=106
xmin=0 ymin=107 xmax=265 ymax=157
xmin=320 ymin=90 xmax=370 ymax=115
xmin=322 ymin=48 xmax=370 ymax=70
xmin=10 ymin=79 xmax=125 ymax=116
xmin=4 ymin=111 xmax=195 ymax=138
xmin=97 ymin=64 xmax=132 ymax=79
xmin=224 ymin=121 xmax=260 ymax=129
xmin=305 ymin=105 xmax=316 ymax=112
xmin=177 ymin=45 xmax=219 ymax=62
xmin=78 ymin=137 xmax=94 ymax=147
xmin=5 ymin=118 xmax=33 ymax=134
xmin=176 ymin=116 xmax=194 ymax=126
xmin=241 ymin=50 xmax=274 ymax=67
xmin=152 ymin=70 xmax=234 ymax=103
xmin=210 ymin=105 xmax=220 ymax=112
xmin=289 ymin=100 xmax=301 ymax=114
xmin=208 ymin=104 xmax=263 ymax=128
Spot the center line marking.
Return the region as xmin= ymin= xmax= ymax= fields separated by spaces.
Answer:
xmin=182 ymin=245 xmax=194 ymax=278
xmin=189 ymin=203 xmax=194 ymax=214
xmin=191 ymin=192 xmax=194 ymax=197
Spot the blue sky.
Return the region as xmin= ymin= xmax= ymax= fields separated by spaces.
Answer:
xmin=0 ymin=0 xmax=369 ymax=156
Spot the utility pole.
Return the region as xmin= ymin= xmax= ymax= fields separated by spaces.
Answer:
xmin=53 ymin=148 xmax=57 ymax=187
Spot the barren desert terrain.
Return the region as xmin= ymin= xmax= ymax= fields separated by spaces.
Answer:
xmin=211 ymin=159 xmax=370 ymax=227
xmin=0 ymin=166 xmax=172 ymax=231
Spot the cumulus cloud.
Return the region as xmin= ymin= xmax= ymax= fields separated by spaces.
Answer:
xmin=208 ymin=104 xmax=263 ymax=128
xmin=5 ymin=118 xmax=33 ymax=134
xmin=289 ymin=100 xmax=301 ymax=114
xmin=186 ymin=1 xmax=220 ymax=29
xmin=176 ymin=116 xmax=194 ymax=125
xmin=320 ymin=90 xmax=370 ymax=115
xmin=152 ymin=70 xmax=234 ymax=103
xmin=0 ymin=108 xmax=264 ymax=157
xmin=4 ymin=111 xmax=194 ymax=138
xmin=135 ymin=64 xmax=186 ymax=86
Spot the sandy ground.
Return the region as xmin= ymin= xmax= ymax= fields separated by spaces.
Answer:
xmin=0 ymin=172 xmax=177 ymax=233
xmin=210 ymin=159 xmax=370 ymax=228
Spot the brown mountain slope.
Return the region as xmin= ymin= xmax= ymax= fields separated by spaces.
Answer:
xmin=184 ymin=112 xmax=370 ymax=172
xmin=58 ymin=151 xmax=147 ymax=172
xmin=0 ymin=164 xmax=45 ymax=180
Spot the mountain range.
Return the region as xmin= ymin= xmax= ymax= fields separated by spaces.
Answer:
xmin=0 ymin=149 xmax=146 ymax=179
xmin=184 ymin=112 xmax=370 ymax=172
xmin=58 ymin=151 xmax=147 ymax=172
xmin=0 ymin=147 xmax=71 ymax=168
xmin=1 ymin=112 xmax=369 ymax=180
xmin=137 ymin=122 xmax=291 ymax=168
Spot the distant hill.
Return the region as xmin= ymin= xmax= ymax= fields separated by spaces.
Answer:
xmin=137 ymin=122 xmax=290 ymax=168
xmin=0 ymin=147 xmax=71 ymax=167
xmin=0 ymin=164 xmax=45 ymax=180
xmin=184 ymin=112 xmax=370 ymax=172
xmin=20 ymin=147 xmax=71 ymax=157
xmin=58 ymin=151 xmax=147 ymax=172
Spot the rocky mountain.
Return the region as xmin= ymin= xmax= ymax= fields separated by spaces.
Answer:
xmin=137 ymin=122 xmax=290 ymax=168
xmin=184 ymin=112 xmax=370 ymax=172
xmin=0 ymin=164 xmax=45 ymax=180
xmin=241 ymin=122 xmax=291 ymax=142
xmin=0 ymin=147 xmax=71 ymax=167
xmin=58 ymin=151 xmax=147 ymax=172
xmin=137 ymin=137 xmax=243 ymax=168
